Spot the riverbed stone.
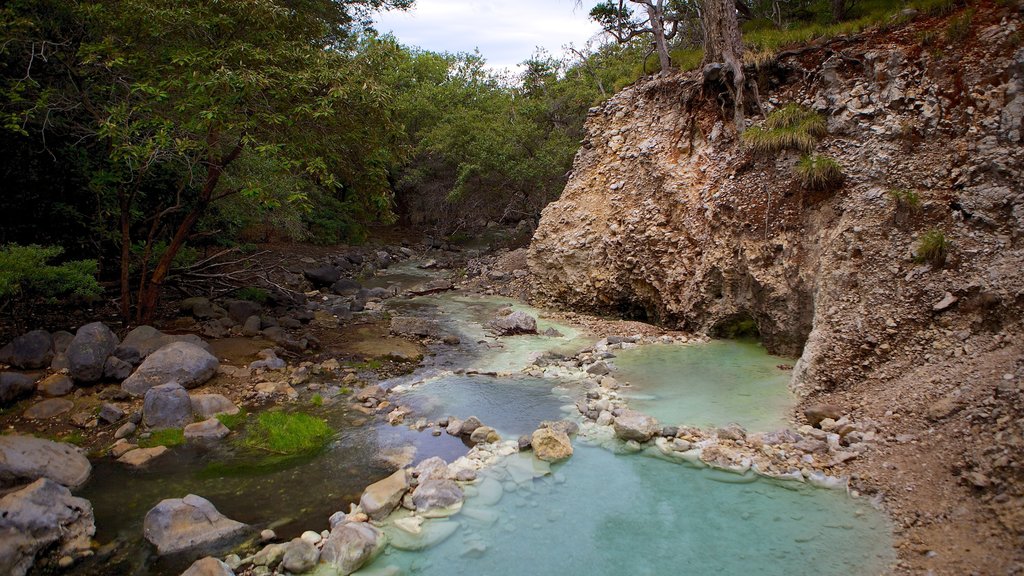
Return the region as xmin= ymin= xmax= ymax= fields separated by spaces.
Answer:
xmin=804 ymin=403 xmax=843 ymax=426
xmin=143 ymin=494 xmax=250 ymax=555
xmin=98 ymin=403 xmax=125 ymax=424
xmin=0 ymin=436 xmax=90 ymax=488
xmin=2 ymin=330 xmax=54 ymax=369
xmin=181 ymin=557 xmax=235 ymax=576
xmin=23 ymin=398 xmax=74 ymax=420
xmin=281 ymin=537 xmax=318 ymax=574
xmin=303 ymin=266 xmax=341 ymax=287
xmin=469 ymin=426 xmax=500 ymax=444
xmin=103 ymin=356 xmax=133 ymax=381
xmin=190 ymin=394 xmax=239 ymax=419
xmin=143 ymin=383 xmax=193 ymax=429
xmin=460 ymin=416 xmax=483 ymax=435
xmin=489 ymin=310 xmax=537 ymax=335
xmin=1 ymin=372 xmax=36 ymax=406
xmin=0 ymin=478 xmax=95 ymax=576
xmin=37 ymin=374 xmax=73 ymax=397
xmin=117 ymin=446 xmax=168 ymax=468
xmin=184 ymin=418 xmax=230 ymax=442
xmin=319 ymin=521 xmax=384 ymax=574
xmin=66 ymin=322 xmax=119 ymax=383
xmin=411 ymin=478 xmax=464 ymax=515
xmin=116 ymin=326 xmax=209 ymax=362
xmin=114 ymin=422 xmax=136 ymax=440
xmin=226 ymin=299 xmax=261 ymax=324
xmin=445 ymin=418 xmax=463 ymax=436
xmin=359 ymin=469 xmax=410 ymax=521
xmin=242 ymin=315 xmax=262 ymax=337
xmin=414 ymin=457 xmax=450 ymax=480
xmin=531 ymin=427 xmax=573 ymax=462
xmin=612 ymin=410 xmax=659 ymax=442
xmin=123 ymin=342 xmax=219 ymax=397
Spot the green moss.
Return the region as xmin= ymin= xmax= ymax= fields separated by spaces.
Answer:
xmin=240 ymin=411 xmax=332 ymax=455
xmin=743 ymin=105 xmax=826 ymax=154
xmin=216 ymin=410 xmax=249 ymax=430
xmin=139 ymin=428 xmax=185 ymax=448
xmin=795 ymin=154 xmax=844 ymax=189
xmin=915 ymin=229 xmax=950 ymax=266
xmin=56 ymin=431 xmax=86 ymax=446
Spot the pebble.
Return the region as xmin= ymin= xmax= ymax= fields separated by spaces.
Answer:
xmin=260 ymin=529 xmax=276 ymax=543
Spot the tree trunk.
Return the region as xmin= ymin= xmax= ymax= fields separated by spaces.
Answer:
xmin=137 ymin=203 xmax=204 ymax=323
xmin=701 ymin=0 xmax=746 ymax=129
xmin=831 ymin=0 xmax=848 ymax=22
xmin=643 ymin=2 xmax=673 ymax=72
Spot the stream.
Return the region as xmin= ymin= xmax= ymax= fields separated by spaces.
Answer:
xmin=75 ymin=262 xmax=895 ymax=575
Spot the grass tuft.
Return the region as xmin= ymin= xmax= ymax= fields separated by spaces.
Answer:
xmin=743 ymin=104 xmax=826 ymax=154
xmin=216 ymin=410 xmax=248 ymax=430
xmin=140 ymin=428 xmax=185 ymax=448
xmin=888 ymin=188 xmax=922 ymax=211
xmin=944 ymin=9 xmax=974 ymax=43
xmin=241 ymin=411 xmax=332 ymax=455
xmin=795 ymin=155 xmax=844 ymax=189
xmin=235 ymin=286 xmax=270 ymax=304
xmin=670 ymin=47 xmax=705 ymax=72
xmin=915 ymin=229 xmax=950 ymax=266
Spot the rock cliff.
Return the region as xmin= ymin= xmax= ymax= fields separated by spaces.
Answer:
xmin=530 ymin=4 xmax=1023 ymax=573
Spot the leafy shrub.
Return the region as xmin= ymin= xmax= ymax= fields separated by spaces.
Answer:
xmin=235 ymin=287 xmax=270 ymax=304
xmin=915 ymin=229 xmax=950 ymax=266
xmin=0 ymin=244 xmax=101 ymax=301
xmin=795 ymin=155 xmax=844 ymax=189
xmin=241 ymin=411 xmax=332 ymax=454
xmin=743 ymin=104 xmax=827 ymax=154
xmin=140 ymin=428 xmax=185 ymax=448
xmin=888 ymin=188 xmax=922 ymax=211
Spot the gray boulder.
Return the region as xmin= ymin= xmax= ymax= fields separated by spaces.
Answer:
xmin=116 ymin=326 xmax=209 ymax=363
xmin=0 ymin=436 xmax=91 ymax=488
xmin=389 ymin=316 xmax=451 ymax=340
xmin=184 ymin=418 xmax=230 ymax=442
xmin=66 ymin=322 xmax=119 ymax=383
xmin=3 ymin=330 xmax=54 ymax=369
xmin=359 ymin=469 xmax=409 ymax=521
xmin=0 ymin=372 xmax=35 ymax=406
xmin=98 ymin=403 xmax=125 ymax=424
xmin=143 ymin=383 xmax=193 ymax=429
xmin=411 ymin=478 xmax=464 ymax=514
xmin=281 ymin=537 xmax=319 ymax=574
xmin=0 ymin=478 xmax=95 ymax=576
xmin=319 ymin=521 xmax=384 ymax=574
xmin=190 ymin=394 xmax=239 ymax=419
xmin=331 ymin=278 xmax=362 ymax=296
xmin=52 ymin=331 xmax=74 ymax=354
xmin=144 ymin=494 xmax=249 ymax=555
xmin=241 ymin=315 xmax=262 ymax=337
xmin=37 ymin=374 xmax=73 ymax=397
xmin=103 ymin=356 xmax=133 ymax=380
xmin=123 ymin=342 xmax=219 ymax=397
xmin=303 ymin=266 xmax=341 ymax=287
xmin=226 ymin=300 xmax=261 ymax=324
xmin=612 ymin=410 xmax=659 ymax=442
xmin=181 ymin=557 xmax=235 ymax=576
xmin=22 ymin=398 xmax=74 ymax=420
xmin=489 ymin=311 xmax=538 ymax=335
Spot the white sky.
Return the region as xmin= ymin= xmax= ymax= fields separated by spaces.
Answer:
xmin=373 ymin=1 xmax=606 ymax=71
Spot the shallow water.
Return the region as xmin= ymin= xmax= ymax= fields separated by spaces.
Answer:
xmin=367 ymin=444 xmax=895 ymax=576
xmin=611 ymin=340 xmax=796 ymax=432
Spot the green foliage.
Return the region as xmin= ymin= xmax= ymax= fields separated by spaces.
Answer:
xmin=743 ymin=105 xmax=827 ymax=154
xmin=888 ymin=188 xmax=922 ymax=211
xmin=234 ymin=287 xmax=270 ymax=304
xmin=140 ymin=428 xmax=185 ymax=448
xmin=216 ymin=410 xmax=248 ymax=431
xmin=945 ymin=9 xmax=974 ymax=43
xmin=915 ymin=229 xmax=950 ymax=266
xmin=241 ymin=410 xmax=332 ymax=455
xmin=795 ymin=155 xmax=844 ymax=189
xmin=910 ymin=0 xmax=957 ymax=16
xmin=57 ymin=431 xmax=86 ymax=446
xmin=671 ymin=48 xmax=705 ymax=72
xmin=0 ymin=244 xmax=101 ymax=301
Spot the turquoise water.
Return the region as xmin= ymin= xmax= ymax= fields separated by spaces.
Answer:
xmin=611 ymin=340 xmax=796 ymax=432
xmin=365 ymin=445 xmax=895 ymax=576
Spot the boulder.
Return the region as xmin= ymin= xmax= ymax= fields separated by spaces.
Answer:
xmin=359 ymin=469 xmax=410 ymax=521
xmin=180 ymin=297 xmax=215 ymax=318
xmin=190 ymin=394 xmax=239 ymax=419
xmin=331 ymin=278 xmax=362 ymax=296
xmin=23 ymin=398 xmax=74 ymax=420
xmin=98 ymin=403 xmax=125 ymax=425
xmin=225 ymin=299 xmax=262 ymax=324
xmin=303 ymin=266 xmax=341 ymax=287
xmin=103 ymin=356 xmax=133 ymax=380
xmin=531 ymin=427 xmax=573 ymax=462
xmin=0 ymin=436 xmax=91 ymax=488
xmin=388 ymin=316 xmax=450 ymax=340
xmin=66 ymin=322 xmax=119 ymax=383
xmin=469 ymin=426 xmax=500 ymax=444
xmin=241 ymin=316 xmax=262 ymax=337
xmin=0 ymin=372 xmax=36 ymax=406
xmin=354 ymin=385 xmax=386 ymax=402
xmin=803 ymin=403 xmax=843 ymax=427
xmin=413 ymin=457 xmax=449 ymax=480
xmin=123 ymin=342 xmax=219 ymax=397
xmin=319 ymin=521 xmax=384 ymax=574
xmin=612 ymin=410 xmax=659 ymax=442
xmin=280 ymin=537 xmax=318 ymax=574
xmin=37 ymin=374 xmax=73 ymax=397
xmin=411 ymin=478 xmax=464 ymax=514
xmin=143 ymin=494 xmax=250 ymax=555
xmin=51 ymin=331 xmax=74 ymax=354
xmin=143 ymin=383 xmax=193 ymax=429
xmin=117 ymin=326 xmax=209 ymax=362
xmin=3 ymin=330 xmax=54 ymax=369
xmin=117 ymin=446 xmax=168 ymax=468
xmin=181 ymin=557 xmax=235 ymax=576
xmin=0 ymin=478 xmax=95 ymax=576
xmin=184 ymin=418 xmax=230 ymax=442
xmin=489 ymin=311 xmax=538 ymax=335
xmin=460 ymin=416 xmax=483 ymax=435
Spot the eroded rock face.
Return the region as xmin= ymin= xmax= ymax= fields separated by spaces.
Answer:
xmin=123 ymin=342 xmax=219 ymax=397
xmin=143 ymin=494 xmax=249 ymax=555
xmin=0 ymin=435 xmax=91 ymax=488
xmin=531 ymin=427 xmax=573 ymax=462
xmin=0 ymin=478 xmax=95 ymax=576
xmin=319 ymin=521 xmax=384 ymax=574
xmin=66 ymin=322 xmax=119 ymax=383
xmin=359 ymin=469 xmax=409 ymax=521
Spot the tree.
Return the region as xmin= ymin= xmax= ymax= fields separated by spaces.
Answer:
xmin=2 ymin=0 xmax=413 ymax=322
xmin=589 ymin=1 xmax=691 ymax=72
xmin=700 ymin=0 xmax=746 ymax=128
